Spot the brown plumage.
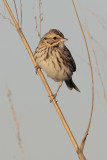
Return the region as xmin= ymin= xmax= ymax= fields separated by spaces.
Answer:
xmin=34 ymin=29 xmax=80 ymax=99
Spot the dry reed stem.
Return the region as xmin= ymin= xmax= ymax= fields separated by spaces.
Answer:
xmin=77 ymin=0 xmax=107 ymax=106
xmin=0 ymin=11 xmax=14 ymax=26
xmin=96 ymin=89 xmax=107 ymax=113
xmin=91 ymin=37 xmax=107 ymax=59
xmin=33 ymin=6 xmax=40 ymax=37
xmin=78 ymin=1 xmax=107 ymax=31
xmin=13 ymin=0 xmax=19 ymax=26
xmin=85 ymin=21 xmax=107 ymax=106
xmin=3 ymin=0 xmax=86 ymax=159
xmin=20 ymin=0 xmax=22 ymax=28
xmin=7 ymin=87 xmax=26 ymax=160
xmin=33 ymin=0 xmax=43 ymax=38
xmin=39 ymin=0 xmax=42 ymax=38
xmin=72 ymin=0 xmax=94 ymax=152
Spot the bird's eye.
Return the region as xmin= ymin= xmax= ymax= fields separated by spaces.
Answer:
xmin=53 ymin=37 xmax=57 ymax=40
xmin=44 ymin=37 xmax=47 ymax=40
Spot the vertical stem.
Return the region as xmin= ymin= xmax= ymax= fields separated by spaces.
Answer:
xmin=13 ymin=0 xmax=19 ymax=26
xmin=20 ymin=0 xmax=22 ymax=28
xmin=72 ymin=0 xmax=94 ymax=152
xmin=39 ymin=0 xmax=41 ymax=38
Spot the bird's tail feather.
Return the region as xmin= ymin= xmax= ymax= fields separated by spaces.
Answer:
xmin=65 ymin=78 xmax=80 ymax=92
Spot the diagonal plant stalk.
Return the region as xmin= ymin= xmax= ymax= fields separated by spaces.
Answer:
xmin=3 ymin=0 xmax=86 ymax=159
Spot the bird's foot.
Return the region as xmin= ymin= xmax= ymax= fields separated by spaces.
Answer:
xmin=49 ymin=93 xmax=58 ymax=103
xmin=35 ymin=65 xmax=40 ymax=74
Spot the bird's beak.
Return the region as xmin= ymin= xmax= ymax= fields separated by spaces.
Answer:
xmin=61 ymin=38 xmax=68 ymax=42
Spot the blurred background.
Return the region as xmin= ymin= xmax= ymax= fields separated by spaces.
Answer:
xmin=0 ymin=0 xmax=107 ymax=159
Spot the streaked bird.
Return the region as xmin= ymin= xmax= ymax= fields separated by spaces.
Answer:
xmin=34 ymin=29 xmax=80 ymax=100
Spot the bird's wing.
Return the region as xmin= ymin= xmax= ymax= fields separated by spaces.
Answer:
xmin=62 ymin=45 xmax=76 ymax=72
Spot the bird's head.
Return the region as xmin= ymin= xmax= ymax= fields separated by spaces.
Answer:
xmin=40 ymin=29 xmax=68 ymax=47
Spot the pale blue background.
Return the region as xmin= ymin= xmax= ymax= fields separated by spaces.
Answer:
xmin=0 ymin=0 xmax=107 ymax=159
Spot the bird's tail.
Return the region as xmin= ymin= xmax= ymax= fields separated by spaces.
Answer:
xmin=65 ymin=78 xmax=80 ymax=92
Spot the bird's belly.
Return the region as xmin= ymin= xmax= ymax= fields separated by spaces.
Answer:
xmin=39 ymin=59 xmax=72 ymax=82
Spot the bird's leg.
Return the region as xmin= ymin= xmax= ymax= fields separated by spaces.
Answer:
xmin=35 ymin=64 xmax=41 ymax=74
xmin=50 ymin=81 xmax=63 ymax=102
